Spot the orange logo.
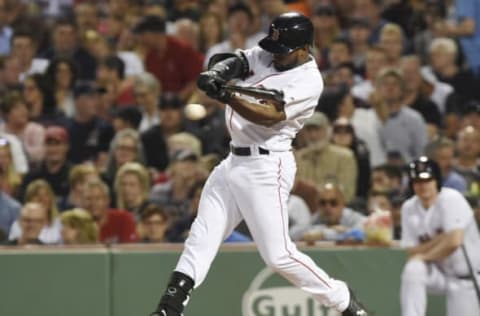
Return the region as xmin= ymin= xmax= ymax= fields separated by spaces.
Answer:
xmin=271 ymin=28 xmax=280 ymax=41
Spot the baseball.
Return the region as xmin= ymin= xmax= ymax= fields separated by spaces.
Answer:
xmin=184 ymin=103 xmax=207 ymax=120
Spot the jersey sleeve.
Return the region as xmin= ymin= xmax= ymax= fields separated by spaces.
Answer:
xmin=441 ymin=190 xmax=474 ymax=232
xmin=283 ymin=79 xmax=322 ymax=121
xmin=400 ymin=201 xmax=417 ymax=248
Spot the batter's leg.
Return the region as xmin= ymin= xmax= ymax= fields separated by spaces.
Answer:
xmin=400 ymin=259 xmax=446 ymax=316
xmin=446 ymin=278 xmax=480 ymax=316
xmin=229 ymin=153 xmax=351 ymax=312
xmin=151 ymin=158 xmax=243 ymax=316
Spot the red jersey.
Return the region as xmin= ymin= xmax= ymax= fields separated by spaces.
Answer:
xmin=145 ymin=36 xmax=204 ymax=93
xmin=99 ymin=209 xmax=138 ymax=244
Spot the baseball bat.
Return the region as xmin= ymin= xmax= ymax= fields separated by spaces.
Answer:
xmin=222 ymin=85 xmax=285 ymax=104
xmin=461 ymin=244 xmax=480 ymax=305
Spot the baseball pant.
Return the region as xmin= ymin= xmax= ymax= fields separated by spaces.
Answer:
xmin=401 ymin=259 xmax=480 ymax=316
xmin=175 ymin=151 xmax=350 ymax=312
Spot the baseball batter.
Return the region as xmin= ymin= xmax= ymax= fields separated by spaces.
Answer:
xmin=149 ymin=13 xmax=368 ymax=316
xmin=401 ymin=156 xmax=480 ymax=316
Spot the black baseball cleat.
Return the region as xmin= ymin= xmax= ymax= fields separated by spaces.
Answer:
xmin=342 ymin=287 xmax=370 ymax=316
xmin=150 ymin=309 xmax=182 ymax=316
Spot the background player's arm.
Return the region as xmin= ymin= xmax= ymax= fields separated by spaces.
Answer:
xmin=407 ymin=229 xmax=464 ymax=262
xmin=228 ymin=95 xmax=286 ymax=127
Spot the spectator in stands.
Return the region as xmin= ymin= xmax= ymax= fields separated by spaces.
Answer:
xmin=326 ymin=37 xmax=353 ymax=73
xmin=454 ymin=126 xmax=480 ymax=191
xmin=111 ymin=106 xmax=142 ymax=133
xmin=142 ymin=93 xmax=184 ymax=171
xmin=1 ymin=55 xmax=22 ymax=90
xmin=139 ymin=204 xmax=171 ymax=243
xmin=60 ymin=164 xmax=99 ymax=211
xmin=132 ymin=15 xmax=203 ymax=101
xmin=461 ymin=101 xmax=480 ymax=131
xmin=347 ymin=17 xmax=371 ymax=73
xmin=0 ymin=137 xmax=21 ymax=198
xmin=198 ymin=12 xmax=224 ymax=54
xmin=204 ymin=2 xmax=265 ymax=69
xmin=399 ymin=56 xmax=442 ymax=134
xmin=42 ymin=19 xmax=96 ymax=80
xmin=370 ymin=164 xmax=404 ymax=193
xmin=60 ymin=208 xmax=98 ymax=244
xmin=10 ymin=30 xmax=49 ymax=82
xmin=114 ymin=162 xmax=151 ymax=219
xmin=311 ymin=4 xmax=341 ymax=70
xmin=378 ymin=23 xmax=405 ymax=67
xmin=45 ymin=57 xmax=78 ymax=118
xmin=0 ymin=179 xmax=20 ymax=239
xmin=174 ymin=18 xmax=200 ymax=52
xmin=134 ymin=72 xmax=161 ymax=133
xmin=20 ymin=125 xmax=71 ymax=200
xmin=352 ymin=46 xmax=388 ymax=102
xmin=372 ymin=68 xmax=428 ymax=163
xmin=433 ymin=0 xmax=480 ymax=78
xmin=149 ymin=148 xmax=208 ymax=219
xmin=103 ymin=128 xmax=145 ymax=187
xmin=353 ymin=0 xmax=387 ymax=44
xmin=22 ymin=74 xmax=58 ymax=123
xmin=296 ymin=112 xmax=358 ymax=202
xmin=167 ymin=133 xmax=203 ymax=163
xmin=367 ymin=190 xmax=393 ymax=214
xmin=427 ymin=37 xmax=480 ymax=111
xmin=0 ymin=91 xmax=45 ymax=165
xmin=290 ymin=182 xmax=366 ymax=242
xmin=73 ymin=3 xmax=99 ymax=38
xmin=329 ymin=62 xmax=357 ymax=89
xmin=4 ymin=202 xmax=47 ymax=245
xmin=331 ymin=117 xmax=370 ymax=199
xmin=10 ymin=179 xmax=61 ymax=244
xmin=425 ymin=137 xmax=467 ymax=192
xmin=96 ymin=55 xmax=135 ymax=107
xmin=67 ymin=82 xmax=114 ymax=165
xmin=82 ymin=179 xmax=138 ymax=244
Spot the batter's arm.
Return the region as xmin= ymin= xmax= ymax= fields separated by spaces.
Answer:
xmin=407 ymin=229 xmax=464 ymax=262
xmin=228 ymin=95 xmax=286 ymax=127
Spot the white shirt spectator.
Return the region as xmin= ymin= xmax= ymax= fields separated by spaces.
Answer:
xmin=9 ymin=217 xmax=62 ymax=244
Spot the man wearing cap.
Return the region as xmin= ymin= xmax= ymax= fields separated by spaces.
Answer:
xmin=20 ymin=125 xmax=72 ymax=200
xmin=132 ymin=15 xmax=204 ymax=102
xmin=296 ymin=112 xmax=358 ymax=203
xmin=66 ymin=82 xmax=114 ymax=164
xmin=400 ymin=156 xmax=480 ymax=316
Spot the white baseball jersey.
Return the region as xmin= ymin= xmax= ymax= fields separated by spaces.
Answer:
xmin=401 ymin=187 xmax=480 ymax=276
xmin=400 ymin=188 xmax=480 ymax=316
xmin=226 ymin=46 xmax=323 ymax=151
xmin=175 ymin=46 xmax=352 ymax=312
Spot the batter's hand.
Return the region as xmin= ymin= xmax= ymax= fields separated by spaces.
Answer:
xmin=197 ymin=70 xmax=226 ymax=96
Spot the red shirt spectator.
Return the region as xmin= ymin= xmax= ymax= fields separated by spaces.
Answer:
xmin=145 ymin=36 xmax=204 ymax=95
xmin=99 ymin=209 xmax=138 ymax=243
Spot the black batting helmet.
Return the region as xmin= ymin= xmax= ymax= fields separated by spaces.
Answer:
xmin=259 ymin=12 xmax=314 ymax=55
xmin=408 ymin=156 xmax=442 ymax=191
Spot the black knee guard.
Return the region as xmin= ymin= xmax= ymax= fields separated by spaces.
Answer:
xmin=152 ymin=271 xmax=195 ymax=316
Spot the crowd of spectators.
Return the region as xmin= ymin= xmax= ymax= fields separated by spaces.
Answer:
xmin=0 ymin=0 xmax=480 ymax=246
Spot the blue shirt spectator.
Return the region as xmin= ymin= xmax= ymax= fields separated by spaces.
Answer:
xmin=443 ymin=171 xmax=468 ymax=193
xmin=0 ymin=191 xmax=21 ymax=237
xmin=456 ymin=0 xmax=480 ymax=76
xmin=0 ymin=26 xmax=12 ymax=56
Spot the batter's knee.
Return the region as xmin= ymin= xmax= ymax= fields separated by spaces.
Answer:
xmin=401 ymin=259 xmax=428 ymax=283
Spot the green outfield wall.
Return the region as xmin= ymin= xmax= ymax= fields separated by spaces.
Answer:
xmin=0 ymin=245 xmax=445 ymax=316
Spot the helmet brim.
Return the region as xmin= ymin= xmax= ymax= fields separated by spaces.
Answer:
xmin=258 ymin=37 xmax=292 ymax=55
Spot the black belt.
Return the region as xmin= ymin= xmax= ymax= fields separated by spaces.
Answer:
xmin=230 ymin=145 xmax=269 ymax=156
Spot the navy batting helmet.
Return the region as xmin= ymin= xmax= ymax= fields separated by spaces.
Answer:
xmin=259 ymin=12 xmax=314 ymax=55
xmin=408 ymin=156 xmax=442 ymax=191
